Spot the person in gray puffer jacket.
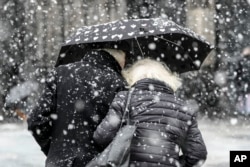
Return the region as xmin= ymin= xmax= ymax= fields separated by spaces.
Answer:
xmin=93 ymin=58 xmax=207 ymax=167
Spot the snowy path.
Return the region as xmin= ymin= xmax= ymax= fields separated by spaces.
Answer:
xmin=0 ymin=119 xmax=249 ymax=167
xmin=0 ymin=123 xmax=46 ymax=167
xmin=199 ymin=118 xmax=250 ymax=167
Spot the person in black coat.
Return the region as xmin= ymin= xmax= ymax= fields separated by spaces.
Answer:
xmin=235 ymin=46 xmax=250 ymax=115
xmin=27 ymin=49 xmax=127 ymax=167
xmin=93 ymin=58 xmax=207 ymax=167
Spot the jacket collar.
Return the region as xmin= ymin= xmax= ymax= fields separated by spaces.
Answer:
xmin=82 ymin=50 xmax=122 ymax=73
xmin=132 ymin=78 xmax=174 ymax=94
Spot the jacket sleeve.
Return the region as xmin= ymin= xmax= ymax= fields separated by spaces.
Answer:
xmin=180 ymin=114 xmax=207 ymax=167
xmin=93 ymin=93 xmax=125 ymax=147
xmin=27 ymin=69 xmax=57 ymax=156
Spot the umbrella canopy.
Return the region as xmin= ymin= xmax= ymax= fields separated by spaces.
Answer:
xmin=56 ymin=17 xmax=213 ymax=73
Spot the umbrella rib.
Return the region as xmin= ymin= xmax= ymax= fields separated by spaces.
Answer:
xmin=135 ymin=37 xmax=144 ymax=57
xmin=156 ymin=36 xmax=199 ymax=69
xmin=156 ymin=35 xmax=184 ymax=50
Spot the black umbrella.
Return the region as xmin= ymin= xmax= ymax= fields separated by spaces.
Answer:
xmin=56 ymin=17 xmax=213 ymax=73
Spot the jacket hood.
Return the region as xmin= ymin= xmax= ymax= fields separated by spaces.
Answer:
xmin=131 ymin=78 xmax=174 ymax=94
xmin=82 ymin=50 xmax=122 ymax=74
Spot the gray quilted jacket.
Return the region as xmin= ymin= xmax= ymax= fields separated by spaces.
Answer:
xmin=94 ymin=78 xmax=207 ymax=167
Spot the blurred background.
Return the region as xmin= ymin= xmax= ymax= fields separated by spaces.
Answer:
xmin=0 ymin=1 xmax=250 ymax=167
xmin=1 ymin=0 xmax=250 ymax=121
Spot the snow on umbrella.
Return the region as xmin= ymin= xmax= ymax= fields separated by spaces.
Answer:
xmin=56 ymin=17 xmax=213 ymax=73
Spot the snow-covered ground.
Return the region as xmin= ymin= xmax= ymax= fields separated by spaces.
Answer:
xmin=0 ymin=123 xmax=46 ymax=167
xmin=0 ymin=118 xmax=249 ymax=167
xmin=199 ymin=118 xmax=250 ymax=167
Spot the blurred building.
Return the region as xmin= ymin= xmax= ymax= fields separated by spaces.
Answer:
xmin=215 ymin=0 xmax=250 ymax=58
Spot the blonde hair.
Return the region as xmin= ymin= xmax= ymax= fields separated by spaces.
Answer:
xmin=102 ymin=48 xmax=126 ymax=68
xmin=122 ymin=58 xmax=182 ymax=92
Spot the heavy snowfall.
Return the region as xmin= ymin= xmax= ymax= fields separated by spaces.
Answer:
xmin=0 ymin=1 xmax=250 ymax=167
